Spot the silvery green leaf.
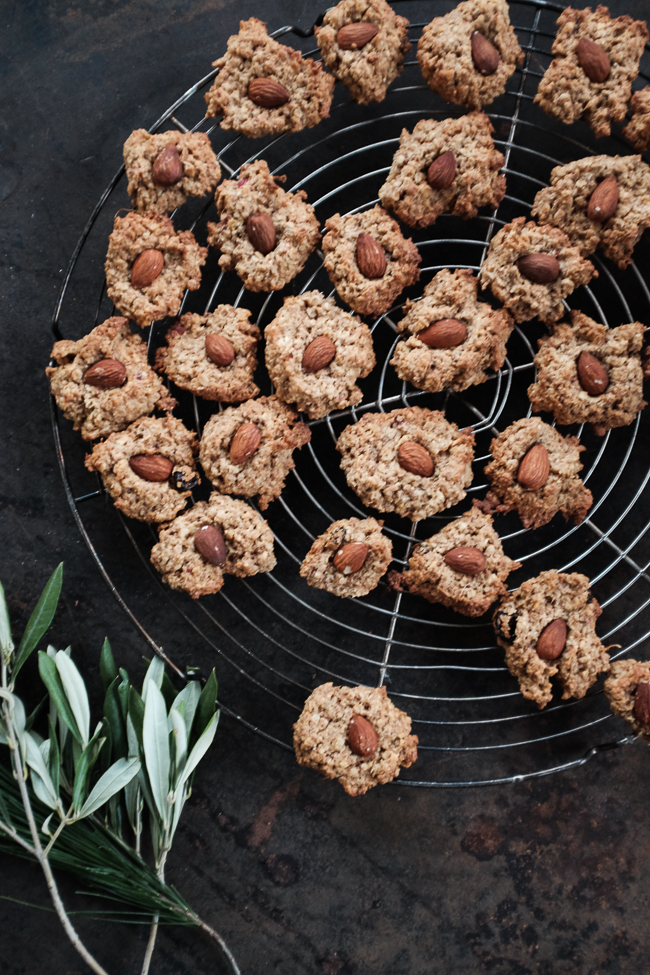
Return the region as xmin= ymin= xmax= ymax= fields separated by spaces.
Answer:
xmin=168 ymin=781 xmax=187 ymax=841
xmin=78 ymin=756 xmax=141 ymax=819
xmin=46 ymin=645 xmax=57 ymax=659
xmin=172 ymin=683 xmax=201 ymax=742
xmin=191 ymin=670 xmax=218 ymax=749
xmin=124 ymin=775 xmax=143 ymax=838
xmin=55 ymin=651 xmax=90 ymax=746
xmin=72 ymin=727 xmax=104 ymax=815
xmin=142 ymin=656 xmax=164 ymax=704
xmin=168 ymin=706 xmax=187 ymax=782
xmin=0 ymin=579 xmax=14 ymax=664
xmin=142 ymin=681 xmax=171 ymax=825
xmin=24 ymin=734 xmax=59 ymax=809
xmin=178 ymin=711 xmax=219 ymax=790
xmin=38 ymin=652 xmax=81 ymax=745
xmin=39 ymin=738 xmax=50 ymax=762
xmin=0 ymin=719 xmax=7 ymax=746
xmin=31 ymin=771 xmax=60 ymax=811
xmin=13 ymin=564 xmax=63 ymax=679
xmin=41 ymin=812 xmax=55 ymax=837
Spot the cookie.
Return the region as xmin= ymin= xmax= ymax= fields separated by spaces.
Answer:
xmin=47 ymin=316 xmax=176 ymax=441
xmin=199 ymin=395 xmax=311 ymax=510
xmin=206 ymin=159 xmax=320 ymax=292
xmin=264 ymin=290 xmax=375 ymax=420
xmin=379 ymin=112 xmax=506 ymax=228
xmin=534 ymin=6 xmax=648 ymax=139
xmin=150 ymin=492 xmax=276 ymax=599
xmin=527 ymin=310 xmax=646 ymax=434
xmin=479 ymin=217 xmax=596 ymax=324
xmin=314 ymin=0 xmax=411 ymax=105
xmin=531 ymin=154 xmax=650 ymax=270
xmin=336 ymin=407 xmax=475 ymax=522
xmin=391 ymin=268 xmax=513 ymax=393
xmin=622 ymin=88 xmax=650 ymax=152
xmin=299 ymin=517 xmax=392 ymax=598
xmin=604 ymin=659 xmax=650 ymax=740
xmin=417 ymin=0 xmax=523 ymax=110
xmin=204 ymin=18 xmax=335 ymax=137
xmin=293 ymin=683 xmax=418 ymax=796
xmin=154 ymin=308 xmax=260 ymax=403
xmin=105 ymin=210 xmax=206 ymax=329
xmin=493 ymin=570 xmax=610 ymax=708
xmin=123 ymin=129 xmax=221 ymax=214
xmin=322 ymin=205 xmax=421 ymax=317
xmin=84 ymin=414 xmax=199 ymax=523
xmin=479 ymin=417 xmax=593 ymax=530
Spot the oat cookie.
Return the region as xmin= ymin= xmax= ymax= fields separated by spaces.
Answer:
xmin=336 ymin=407 xmax=475 ymax=522
xmin=204 ymin=18 xmax=335 ymax=137
xmin=85 ymin=415 xmax=199 ymax=523
xmin=417 ymin=0 xmax=523 ymax=110
xmin=293 ymin=683 xmax=418 ymax=795
xmin=199 ymin=395 xmax=310 ymax=510
xmin=155 ymin=308 xmax=260 ymax=403
xmin=265 ymin=290 xmax=375 ymax=420
xmin=391 ymin=269 xmax=513 ymax=393
xmin=123 ymin=129 xmax=221 ymax=214
xmin=47 ymin=316 xmax=176 ymax=441
xmin=480 ymin=417 xmax=593 ymax=530
xmin=322 ymin=205 xmax=421 ymax=317
xmin=150 ymin=493 xmax=276 ymax=599
xmin=622 ymin=88 xmax=650 ymax=152
xmin=604 ymin=659 xmax=650 ymax=740
xmin=531 ymin=154 xmax=650 ymax=270
xmin=314 ymin=0 xmax=411 ymax=105
xmin=379 ymin=112 xmax=506 ymax=228
xmin=493 ymin=570 xmax=610 ymax=708
xmin=528 ymin=310 xmax=646 ymax=433
xmin=207 ymin=159 xmax=320 ymax=292
xmin=479 ymin=217 xmax=596 ymax=324
xmin=299 ymin=517 xmax=392 ymax=598
xmin=105 ymin=211 xmax=206 ymax=329
xmin=534 ymin=6 xmax=648 ymax=139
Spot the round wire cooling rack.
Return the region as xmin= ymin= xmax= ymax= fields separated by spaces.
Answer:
xmin=50 ymin=0 xmax=650 ymax=787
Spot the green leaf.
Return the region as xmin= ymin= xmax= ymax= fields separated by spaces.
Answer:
xmin=72 ymin=727 xmax=104 ymax=816
xmin=13 ymin=564 xmax=63 ymax=679
xmin=172 ymin=683 xmax=201 ymax=744
xmin=142 ymin=656 xmax=164 ymax=703
xmin=117 ymin=672 xmax=130 ymax=722
xmin=104 ymin=677 xmax=128 ymax=762
xmin=127 ymin=687 xmax=144 ymax=750
xmin=78 ymin=757 xmax=140 ymax=819
xmin=142 ymin=682 xmax=171 ymax=824
xmin=0 ymin=579 xmax=14 ymax=663
xmin=191 ymin=670 xmax=219 ymax=750
xmin=168 ymin=706 xmax=187 ymax=783
xmin=24 ymin=734 xmax=60 ymax=810
xmin=99 ymin=639 xmax=117 ymax=692
xmin=160 ymin=670 xmax=177 ymax=711
xmin=25 ymin=695 xmax=48 ymax=733
xmin=55 ymin=652 xmax=90 ymax=747
xmin=38 ymin=652 xmax=82 ymax=744
xmin=124 ymin=775 xmax=143 ymax=839
xmin=178 ymin=711 xmax=219 ymax=790
xmin=48 ymin=717 xmax=60 ymax=797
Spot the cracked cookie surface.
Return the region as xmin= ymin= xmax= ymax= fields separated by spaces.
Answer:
xmin=123 ymin=129 xmax=221 ymax=214
xmin=622 ymin=88 xmax=650 ymax=152
xmin=299 ymin=517 xmax=392 ymax=598
xmin=604 ymin=659 xmax=650 ymax=740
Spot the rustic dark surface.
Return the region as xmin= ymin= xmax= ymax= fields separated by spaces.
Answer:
xmin=2 ymin=1 xmax=650 ymax=973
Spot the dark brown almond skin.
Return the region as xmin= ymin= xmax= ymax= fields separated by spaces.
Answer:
xmin=516 ymin=253 xmax=561 ymax=285
xmin=471 ymin=32 xmax=500 ymax=75
xmin=229 ymin=423 xmax=262 ymax=464
xmin=577 ymin=351 xmax=609 ymax=396
xmin=443 ymin=547 xmax=486 ymax=576
xmin=633 ymin=682 xmax=650 ymax=725
xmin=587 ymin=176 xmax=619 ymax=223
xmin=536 ymin=619 xmax=567 ymax=661
xmin=397 ymin=442 xmax=435 ymax=477
xmin=356 ymin=233 xmax=386 ymax=279
xmin=302 ymin=335 xmax=336 ymax=373
xmin=576 ymin=36 xmax=610 ymax=83
xmin=205 ymin=334 xmax=235 ymax=367
xmin=131 ymin=249 xmax=164 ymax=289
xmin=419 ymin=318 xmax=467 ymax=349
xmin=152 ymin=144 xmax=183 ymax=186
xmin=427 ymin=151 xmax=456 ymax=191
xmin=337 ymin=22 xmax=379 ymax=49
xmin=247 ymin=78 xmax=290 ymax=108
xmin=128 ymin=454 xmax=174 ymax=482
xmin=83 ymin=359 xmax=127 ymax=389
xmin=193 ymin=525 xmax=227 ymax=567
xmin=348 ymin=714 xmax=378 ymax=757
xmin=332 ymin=542 xmax=369 ymax=575
xmin=246 ymin=213 xmax=277 ymax=255
xmin=517 ymin=443 xmax=550 ymax=491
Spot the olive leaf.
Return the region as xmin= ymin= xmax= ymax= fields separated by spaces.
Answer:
xmin=72 ymin=726 xmax=105 ymax=815
xmin=0 ymin=579 xmax=13 ymax=663
xmin=99 ymin=637 xmax=118 ymax=692
xmin=78 ymin=756 xmax=140 ymax=819
xmin=38 ymin=652 xmax=82 ymax=744
xmin=55 ymin=651 xmax=91 ymax=747
xmin=142 ymin=681 xmax=171 ymax=825
xmin=13 ymin=563 xmax=63 ymax=679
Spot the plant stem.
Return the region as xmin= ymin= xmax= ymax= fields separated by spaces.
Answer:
xmin=0 ymin=817 xmax=36 ymax=855
xmin=139 ymin=848 xmax=168 ymax=975
xmin=43 ymin=802 xmax=74 ymax=857
xmin=185 ymin=911 xmax=243 ymax=975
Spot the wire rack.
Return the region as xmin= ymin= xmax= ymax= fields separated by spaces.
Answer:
xmin=51 ymin=0 xmax=650 ymax=786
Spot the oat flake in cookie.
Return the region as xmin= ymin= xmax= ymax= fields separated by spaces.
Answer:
xmin=293 ymin=683 xmax=418 ymax=796
xmin=299 ymin=517 xmax=392 ymax=599
xmin=622 ymin=88 xmax=650 ymax=152
xmin=123 ymin=129 xmax=221 ymax=215
xmin=493 ymin=570 xmax=610 ymax=709
xmin=204 ymin=18 xmax=334 ymax=138
xmin=150 ymin=493 xmax=276 ymax=599
xmin=604 ymin=659 xmax=650 ymax=741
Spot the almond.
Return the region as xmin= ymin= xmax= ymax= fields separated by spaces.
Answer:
xmin=517 ymin=443 xmax=550 ymax=491
xmin=576 ymin=36 xmax=610 ymax=83
xmin=419 ymin=318 xmax=467 ymax=349
xmin=397 ymin=442 xmax=434 ymax=477
xmin=516 ymin=253 xmax=560 ymax=284
xmin=332 ymin=541 xmax=369 ymax=575
xmin=229 ymin=422 xmax=262 ymax=465
xmin=128 ymin=454 xmax=174 ymax=482
xmin=577 ymin=351 xmax=609 ymax=396
xmin=348 ymin=714 xmax=378 ymax=757
xmin=131 ymin=249 xmax=164 ymax=289
xmin=205 ymin=333 xmax=235 ymax=367
xmin=246 ymin=212 xmax=277 ymax=255
xmin=302 ymin=335 xmax=336 ymax=373
xmin=536 ymin=618 xmax=567 ymax=661
xmin=83 ymin=358 xmax=127 ymax=389
xmin=193 ymin=525 xmax=227 ymax=567
xmin=633 ymin=681 xmax=650 ymax=725
xmin=248 ymin=78 xmax=290 ymax=108
xmin=356 ymin=233 xmax=386 ymax=279
xmin=471 ymin=31 xmax=500 ymax=75
xmin=427 ymin=151 xmax=456 ymax=191
xmin=152 ymin=144 xmax=183 ymax=186
xmin=337 ymin=22 xmax=379 ymax=49
xmin=587 ymin=176 xmax=619 ymax=223
xmin=443 ymin=547 xmax=486 ymax=576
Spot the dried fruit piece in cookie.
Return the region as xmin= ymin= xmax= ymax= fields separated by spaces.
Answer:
xmin=379 ymin=113 xmax=506 ymax=228
xmin=204 ymin=18 xmax=334 ymax=137
xmin=265 ymin=290 xmax=375 ymax=420
xmin=493 ymin=569 xmax=610 ymax=708
xmin=46 ymin=317 xmax=176 ymax=441
xmin=150 ymin=493 xmax=276 ymax=599
xmin=527 ymin=310 xmax=646 ymax=434
xmin=604 ymin=659 xmax=650 ymax=740
xmin=123 ymin=129 xmax=221 ymax=214
xmin=293 ymin=683 xmax=418 ymax=795
xmin=336 ymin=407 xmax=475 ymax=522
xmin=417 ymin=0 xmax=523 ymax=110
xmin=155 ymin=307 xmax=260 ymax=403
xmin=534 ymin=6 xmax=648 ymax=139
xmin=314 ymin=0 xmax=410 ymax=105
xmin=207 ymin=159 xmax=320 ymax=292
xmin=479 ymin=217 xmax=596 ymax=324
xmin=199 ymin=395 xmax=310 ymax=510
xmin=531 ymin=154 xmax=650 ymax=270
xmin=322 ymin=205 xmax=421 ymax=317
xmin=391 ymin=269 xmax=513 ymax=393
xmin=299 ymin=517 xmax=392 ymax=598
xmin=622 ymin=88 xmax=650 ymax=152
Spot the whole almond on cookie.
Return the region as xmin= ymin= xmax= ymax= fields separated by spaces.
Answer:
xmin=246 ymin=213 xmax=277 ymax=255
xmin=517 ymin=443 xmax=550 ymax=491
xmin=356 ymin=233 xmax=386 ymax=279
xmin=587 ymin=176 xmax=618 ymax=223
xmin=248 ymin=78 xmax=290 ymax=108
xmin=193 ymin=525 xmax=227 ymax=567
xmin=419 ymin=318 xmax=467 ymax=349
xmin=337 ymin=22 xmax=378 ymax=49
xmin=129 ymin=454 xmax=174 ymax=482
xmin=348 ymin=714 xmax=378 ymax=757
xmin=536 ymin=619 xmax=567 ymax=661
xmin=576 ymin=37 xmax=610 ymax=83
xmin=229 ymin=422 xmax=262 ymax=464
xmin=397 ymin=442 xmax=434 ymax=477
xmin=516 ymin=254 xmax=560 ymax=284
xmin=131 ymin=249 xmax=164 ymax=289
xmin=427 ymin=151 xmax=456 ymax=191
xmin=83 ymin=359 xmax=127 ymax=389
xmin=471 ymin=32 xmax=500 ymax=75
xmin=577 ymin=352 xmax=609 ymax=395
xmin=633 ymin=682 xmax=650 ymax=725
xmin=152 ymin=144 xmax=183 ymax=186
xmin=444 ymin=547 xmax=486 ymax=576
xmin=333 ymin=542 xmax=369 ymax=575
xmin=205 ymin=334 xmax=235 ymax=367
xmin=302 ymin=335 xmax=336 ymax=373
